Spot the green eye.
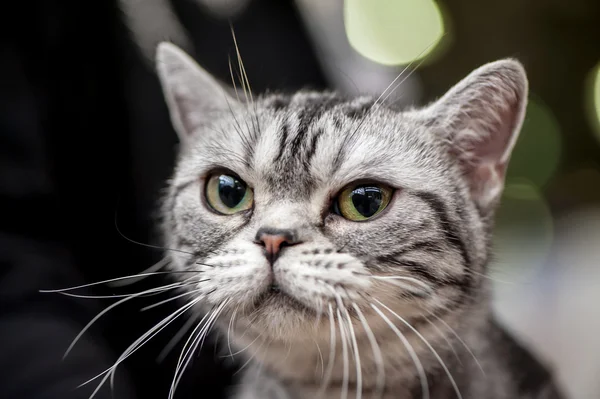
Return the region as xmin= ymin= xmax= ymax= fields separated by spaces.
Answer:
xmin=333 ymin=184 xmax=392 ymax=221
xmin=205 ymin=174 xmax=253 ymax=214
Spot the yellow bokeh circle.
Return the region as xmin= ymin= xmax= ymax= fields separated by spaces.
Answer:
xmin=344 ymin=0 xmax=446 ymax=66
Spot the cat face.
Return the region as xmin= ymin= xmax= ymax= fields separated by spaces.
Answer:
xmin=156 ymin=43 xmax=527 ymax=345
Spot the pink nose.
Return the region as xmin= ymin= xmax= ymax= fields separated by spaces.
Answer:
xmin=255 ymin=228 xmax=300 ymax=265
xmin=260 ymin=234 xmax=290 ymax=259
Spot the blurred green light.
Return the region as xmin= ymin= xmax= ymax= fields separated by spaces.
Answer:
xmin=344 ymin=0 xmax=445 ymax=66
xmin=507 ymin=96 xmax=561 ymax=188
xmin=492 ymin=179 xmax=554 ymax=285
xmin=586 ymin=62 xmax=600 ymax=142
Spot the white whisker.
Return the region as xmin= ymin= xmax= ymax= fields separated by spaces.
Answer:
xmin=57 ymin=291 xmax=161 ymax=300
xmin=379 ymin=55 xmax=428 ymax=106
xmin=373 ymin=62 xmax=418 ymax=108
xmin=64 ymin=281 xmax=187 ymax=359
xmin=81 ymin=296 xmax=201 ymax=398
xmin=233 ymin=338 xmax=266 ymax=377
xmin=336 ymin=306 xmax=350 ymax=399
xmin=283 ymin=336 xmax=293 ymax=362
xmin=314 ymin=300 xmax=324 ymax=331
xmin=58 ymin=278 xmax=202 ymax=301
xmin=314 ymin=337 xmax=325 ymax=379
xmin=221 ymin=329 xmax=263 ymax=358
xmin=341 ymin=300 xmax=362 ymax=399
xmin=375 ymin=299 xmax=462 ymax=399
xmin=229 ymin=24 xmax=260 ymax=145
xmin=372 ymin=39 xmax=439 ymax=108
xmin=140 ymin=285 xmax=204 ymax=312
xmin=227 ymin=305 xmax=240 ymax=358
xmin=319 ymin=303 xmax=337 ymax=397
xmin=198 ymin=299 xmax=227 ymax=352
xmin=353 ymin=303 xmax=385 ymax=399
xmin=371 ymin=276 xmax=433 ymax=295
xmin=169 ymin=307 xmax=218 ymax=398
xmin=157 ymin=312 xmax=202 ymax=363
xmin=228 ymin=55 xmax=243 ymax=104
xmin=371 ymin=304 xmax=429 ymax=399
xmin=109 ymin=296 xmax=203 ymax=391
xmin=40 ymin=271 xmax=195 ymax=294
xmin=230 ymin=25 xmax=253 ymax=106
xmin=170 ymin=299 xmax=229 ymax=399
xmin=468 ymin=269 xmax=518 ymax=285
xmin=371 ymin=275 xmax=432 ymax=288
xmin=225 ymin=56 xmax=254 ymax=154
xmin=108 ymin=257 xmax=170 ymax=287
xmin=378 ymin=38 xmax=442 ymax=107
xmin=427 ymin=310 xmax=486 ymax=377
xmin=425 ymin=315 xmax=462 ymax=366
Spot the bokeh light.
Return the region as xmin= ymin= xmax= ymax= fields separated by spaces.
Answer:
xmin=585 ymin=61 xmax=600 ymax=143
xmin=491 ymin=95 xmax=560 ymax=287
xmin=506 ymin=95 xmax=562 ymax=188
xmin=491 ymin=179 xmax=554 ymax=285
xmin=344 ymin=0 xmax=445 ymax=66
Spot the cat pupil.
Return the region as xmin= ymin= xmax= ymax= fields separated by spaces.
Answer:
xmin=218 ymin=175 xmax=246 ymax=208
xmin=351 ymin=186 xmax=383 ymax=217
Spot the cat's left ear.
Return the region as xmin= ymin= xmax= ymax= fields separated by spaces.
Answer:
xmin=424 ymin=59 xmax=528 ymax=212
xmin=155 ymin=42 xmax=240 ymax=142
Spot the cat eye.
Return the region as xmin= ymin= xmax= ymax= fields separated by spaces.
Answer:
xmin=332 ymin=184 xmax=392 ymax=221
xmin=205 ymin=173 xmax=253 ymax=214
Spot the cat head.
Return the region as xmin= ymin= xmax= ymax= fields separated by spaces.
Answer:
xmin=156 ymin=42 xmax=527 ymax=346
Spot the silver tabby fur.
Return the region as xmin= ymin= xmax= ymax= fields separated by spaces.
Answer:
xmin=155 ymin=43 xmax=565 ymax=399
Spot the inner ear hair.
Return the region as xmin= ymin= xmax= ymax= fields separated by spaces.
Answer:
xmin=425 ymin=59 xmax=528 ymax=211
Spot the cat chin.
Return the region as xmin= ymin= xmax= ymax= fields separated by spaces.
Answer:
xmin=227 ymin=294 xmax=330 ymax=342
xmin=252 ymin=288 xmax=313 ymax=313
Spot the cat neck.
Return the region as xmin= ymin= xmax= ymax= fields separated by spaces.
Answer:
xmin=238 ymin=298 xmax=491 ymax=399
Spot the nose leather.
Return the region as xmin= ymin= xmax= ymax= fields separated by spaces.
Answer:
xmin=255 ymin=227 xmax=300 ymax=265
xmin=262 ymin=234 xmax=288 ymax=257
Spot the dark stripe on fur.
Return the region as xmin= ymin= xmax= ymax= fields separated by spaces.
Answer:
xmin=172 ymin=180 xmax=195 ymax=199
xmin=342 ymin=99 xmax=375 ymax=119
xmin=377 ymin=256 xmax=441 ymax=283
xmin=377 ymin=256 xmax=464 ymax=289
xmin=393 ymin=240 xmax=445 ymax=257
xmin=290 ymin=96 xmax=344 ymax=158
xmin=305 ymin=127 xmax=324 ymax=169
xmin=168 ymin=182 xmax=194 ymax=227
xmin=289 ymin=109 xmax=314 ymax=157
xmin=492 ymin=319 xmax=564 ymax=398
xmin=413 ymin=191 xmax=470 ymax=269
xmin=451 ymin=188 xmax=475 ymax=290
xmin=332 ymin=115 xmax=344 ymax=131
xmin=274 ymin=122 xmax=289 ymax=163
xmin=332 ymin=105 xmax=374 ymax=170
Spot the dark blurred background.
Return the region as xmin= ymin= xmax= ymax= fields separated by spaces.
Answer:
xmin=1 ymin=0 xmax=599 ymax=398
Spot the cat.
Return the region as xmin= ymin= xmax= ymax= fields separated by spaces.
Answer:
xmin=155 ymin=42 xmax=565 ymax=399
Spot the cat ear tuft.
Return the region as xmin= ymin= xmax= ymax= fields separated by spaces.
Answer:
xmin=426 ymin=59 xmax=528 ymax=211
xmin=155 ymin=42 xmax=238 ymax=141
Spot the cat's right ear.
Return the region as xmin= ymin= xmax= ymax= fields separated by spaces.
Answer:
xmin=155 ymin=42 xmax=239 ymax=141
xmin=420 ymin=59 xmax=528 ymax=212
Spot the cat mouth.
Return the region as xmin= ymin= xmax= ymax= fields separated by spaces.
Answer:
xmin=269 ymin=283 xmax=281 ymax=293
xmin=252 ymin=283 xmax=309 ymax=313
